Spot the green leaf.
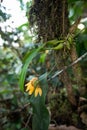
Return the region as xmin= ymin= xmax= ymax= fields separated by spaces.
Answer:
xmin=30 ymin=96 xmax=49 ymax=130
xmin=53 ymin=43 xmax=64 ymax=50
xmin=84 ymin=42 xmax=87 ymax=50
xmin=45 ymin=39 xmax=64 ymax=45
xmin=39 ymin=73 xmax=48 ymax=103
xmin=39 ymin=53 xmax=47 ymax=63
xmin=66 ymin=41 xmax=70 ymax=50
xmin=29 ymin=73 xmax=49 ymax=130
xmin=32 ymin=104 xmax=49 ymax=130
xmin=19 ymin=44 xmax=45 ymax=91
xmin=18 ymin=22 xmax=29 ymax=31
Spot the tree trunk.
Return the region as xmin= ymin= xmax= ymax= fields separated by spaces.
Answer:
xmin=29 ymin=0 xmax=86 ymax=106
xmin=53 ymin=0 xmax=77 ymax=106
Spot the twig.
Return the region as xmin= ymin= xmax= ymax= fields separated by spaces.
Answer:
xmin=2 ymin=103 xmax=30 ymax=114
xmin=14 ymin=103 xmax=30 ymax=112
xmin=24 ymin=114 xmax=32 ymax=128
xmin=49 ymin=52 xmax=87 ymax=80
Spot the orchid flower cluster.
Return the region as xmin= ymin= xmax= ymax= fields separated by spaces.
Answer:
xmin=25 ymin=77 xmax=42 ymax=97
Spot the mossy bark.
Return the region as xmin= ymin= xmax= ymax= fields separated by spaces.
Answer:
xmin=53 ymin=0 xmax=77 ymax=106
xmin=70 ymin=44 xmax=83 ymax=83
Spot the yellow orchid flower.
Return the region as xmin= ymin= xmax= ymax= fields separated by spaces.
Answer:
xmin=35 ymin=87 xmax=42 ymax=97
xmin=25 ymin=77 xmax=42 ymax=97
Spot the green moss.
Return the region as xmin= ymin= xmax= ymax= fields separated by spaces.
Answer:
xmin=72 ymin=113 xmax=79 ymax=125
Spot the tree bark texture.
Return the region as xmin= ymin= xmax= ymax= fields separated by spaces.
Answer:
xmin=53 ymin=0 xmax=77 ymax=105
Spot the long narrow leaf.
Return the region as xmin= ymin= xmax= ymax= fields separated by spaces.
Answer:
xmin=19 ymin=44 xmax=45 ymax=91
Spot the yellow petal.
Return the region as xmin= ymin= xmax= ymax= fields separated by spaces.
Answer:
xmin=26 ymin=83 xmax=32 ymax=91
xmin=28 ymin=86 xmax=35 ymax=95
xmin=26 ymin=85 xmax=30 ymax=92
xmin=38 ymin=87 xmax=42 ymax=96
xmin=35 ymin=87 xmax=42 ymax=97
xmin=25 ymin=81 xmax=31 ymax=87
xmin=35 ymin=88 xmax=38 ymax=97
